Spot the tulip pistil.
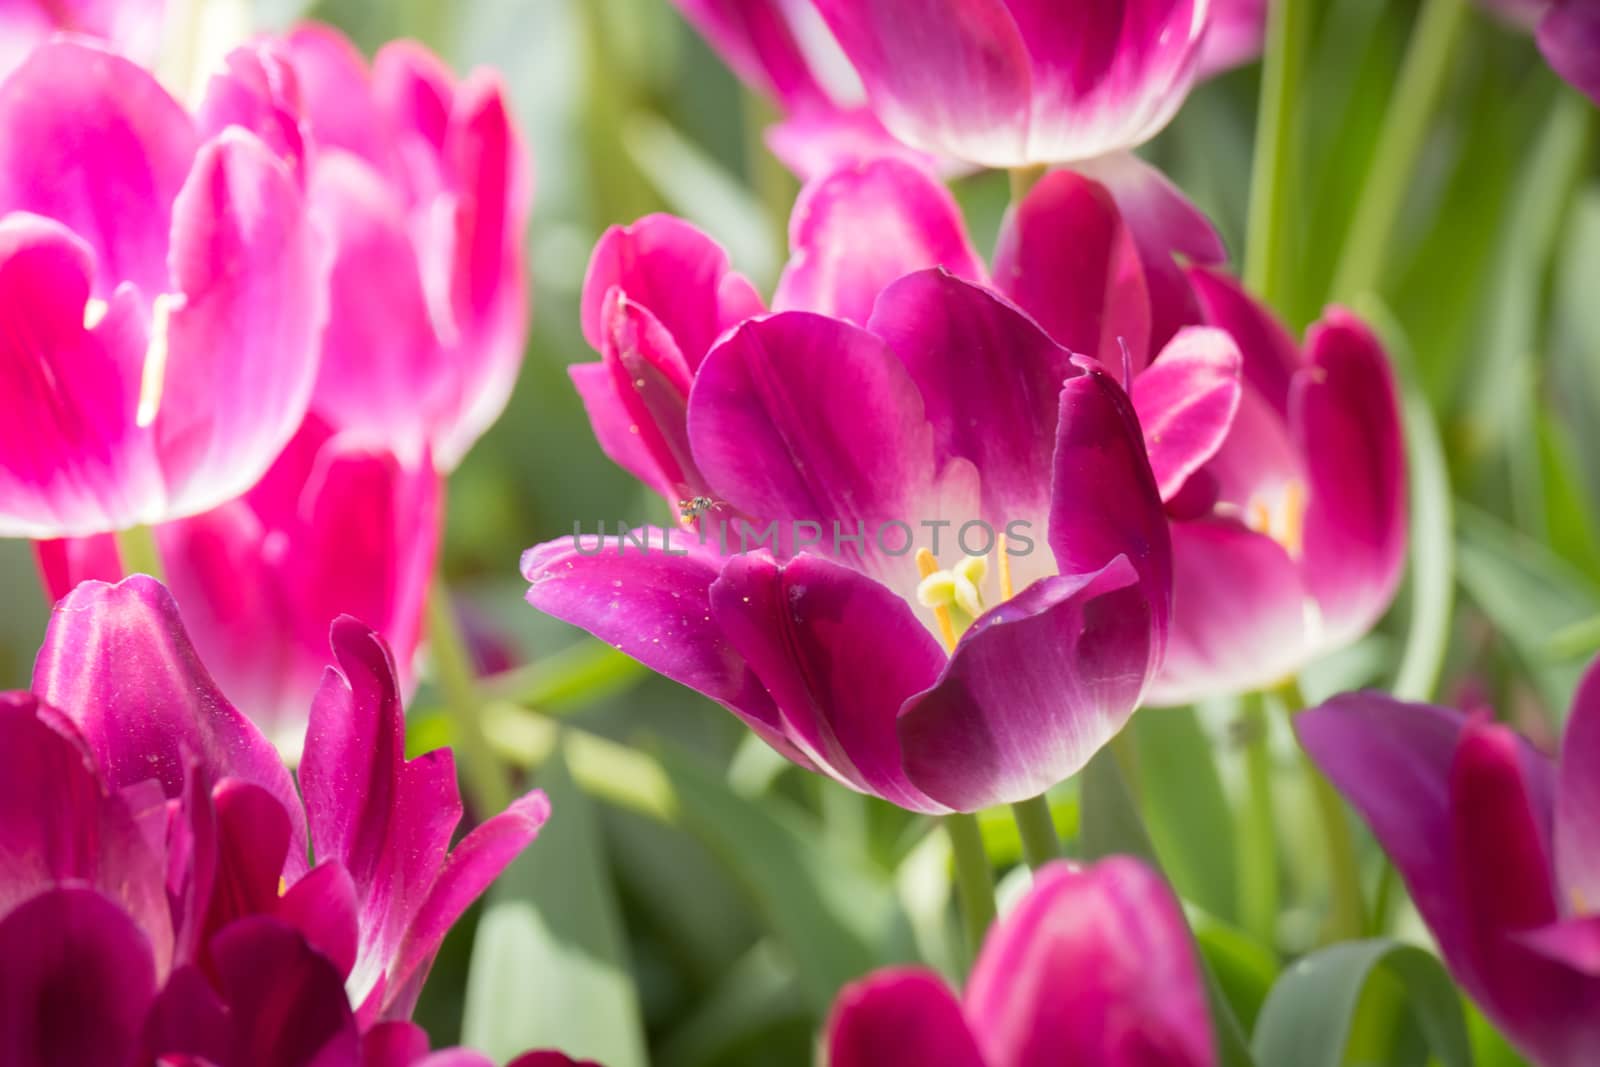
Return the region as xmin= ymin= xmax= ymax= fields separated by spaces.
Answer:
xmin=137 ymin=294 xmax=179 ymax=429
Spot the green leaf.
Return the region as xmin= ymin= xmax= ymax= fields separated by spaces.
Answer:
xmin=1079 ymin=748 xmax=1257 ymax=1067
xmin=655 ymin=745 xmax=908 ymax=1013
xmin=1131 ymin=707 xmax=1238 ymax=922
xmin=461 ymin=749 xmax=648 ymax=1066
xmin=1457 ymin=504 xmax=1600 ymax=715
xmin=1251 ymin=940 xmax=1472 ymax=1067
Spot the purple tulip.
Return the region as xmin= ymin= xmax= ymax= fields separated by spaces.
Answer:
xmin=0 ymin=40 xmax=324 ymax=538
xmin=37 ymin=415 xmax=442 ymax=753
xmin=1 ymin=575 xmax=551 ymax=1064
xmin=991 ymin=168 xmax=1406 ymax=700
xmin=827 ymin=858 xmax=1215 ymax=1067
xmin=1298 ymin=658 xmax=1600 ymax=1067
xmin=530 ymin=165 xmax=1172 ymax=813
xmin=0 ymin=0 xmax=165 ymax=79
xmin=206 ymin=24 xmax=534 ymax=469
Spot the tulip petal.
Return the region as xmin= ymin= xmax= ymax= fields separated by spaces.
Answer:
xmin=1008 ymin=0 xmax=1206 ymax=163
xmin=1188 ymin=266 xmax=1300 ymax=418
xmin=667 ymin=0 xmax=838 ymax=108
xmin=992 ymin=168 xmax=1152 ymax=371
xmin=208 ymin=916 xmax=362 ymax=1067
xmin=143 ymin=964 xmax=233 ymax=1063
xmin=31 ymin=576 xmax=308 ymax=872
xmin=774 ymin=158 xmax=987 ymax=327
xmin=433 ymin=72 xmax=533 ymax=468
xmin=582 ymin=214 xmax=764 ymax=371
xmin=688 ymin=310 xmax=952 ymax=583
xmin=205 ymin=779 xmax=292 ymax=940
xmin=277 ymin=862 xmax=361 ymax=982
xmin=1518 ymin=916 xmax=1600 ymax=977
xmin=898 ymin=559 xmax=1154 ymax=810
xmin=521 ymin=532 xmax=796 ymax=757
xmin=0 ymin=695 xmax=172 ymax=970
xmin=1083 ymin=154 xmax=1226 ymax=354
xmin=1558 ymin=658 xmax=1600 ymax=909
xmin=156 ymin=129 xmax=324 ymax=522
xmin=1450 ymin=720 xmax=1560 ymax=941
xmin=1293 ymin=310 xmax=1406 ymax=652
xmin=870 ymin=269 xmax=1076 ymax=568
xmin=0 ymin=40 xmax=196 ymax=296
xmin=964 ymin=858 xmax=1214 ymax=1067
xmin=385 ymin=790 xmax=551 ymax=1019
xmin=569 ymin=362 xmax=675 ymax=498
xmin=1298 ymin=695 xmax=1465 ymax=935
xmin=1540 ymin=2 xmax=1600 ymax=106
xmin=301 ymin=618 xmax=464 ymax=1016
xmin=1148 ymin=518 xmax=1306 ymax=706
xmin=826 ymin=968 xmax=985 ymax=1067
xmin=305 ymin=152 xmax=444 ymax=460
xmin=0 ymin=216 xmax=160 ymax=538
xmin=363 ymin=1022 xmax=433 ymax=1067
xmin=279 ymin=24 xmax=391 ymax=174
xmin=766 ymin=106 xmax=938 ymax=181
xmin=711 ymin=553 xmax=949 ymax=812
xmin=0 ymin=887 xmax=157 ymax=1067
xmin=1199 ymin=0 xmax=1268 ymax=75
xmin=810 ymin=0 xmax=1033 ymax=166
xmin=1132 ymin=327 xmax=1243 ymax=502
xmin=35 ymin=534 xmax=123 ymax=604
xmin=1047 ymin=366 xmax=1171 ymax=630
xmin=198 ymin=44 xmax=308 ymax=172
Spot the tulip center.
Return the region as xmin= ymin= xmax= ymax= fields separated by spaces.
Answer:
xmin=914 ymin=537 xmax=1017 ymax=650
xmin=1245 ymin=478 xmax=1307 ymax=558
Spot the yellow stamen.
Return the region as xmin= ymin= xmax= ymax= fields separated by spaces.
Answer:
xmin=1281 ymin=479 xmax=1306 ymax=558
xmin=916 ymin=548 xmax=959 ymax=652
xmin=998 ymin=533 xmax=1014 ymax=600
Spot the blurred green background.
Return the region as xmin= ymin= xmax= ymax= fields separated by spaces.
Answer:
xmin=1 ymin=0 xmax=1596 ymax=1064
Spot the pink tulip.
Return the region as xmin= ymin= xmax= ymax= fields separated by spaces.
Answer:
xmin=208 ymin=24 xmax=534 ymax=469
xmin=827 ymin=858 xmax=1215 ymax=1067
xmin=534 ymin=161 xmax=1172 ymax=813
xmin=0 ymin=40 xmax=324 ymax=538
xmin=37 ymin=415 xmax=442 ymax=753
xmin=3 ymin=575 xmax=556 ymax=1065
xmin=0 ymin=0 xmax=165 ymax=79
xmin=1299 ymin=657 xmax=1600 ymax=1067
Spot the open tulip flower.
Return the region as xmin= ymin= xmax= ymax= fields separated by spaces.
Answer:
xmin=1298 ymin=658 xmax=1600 ymax=1067
xmin=826 ymin=857 xmax=1215 ymax=1067
xmin=2 ymin=575 xmax=553 ymax=1064
xmin=992 ymin=165 xmax=1405 ymax=702
xmin=0 ymin=39 xmax=323 ymax=539
xmin=205 ymin=24 xmax=534 ymax=469
xmin=35 ymin=416 xmax=442 ymax=755
xmin=529 ymin=162 xmax=1175 ymax=812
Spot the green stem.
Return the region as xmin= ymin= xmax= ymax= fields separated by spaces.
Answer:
xmin=114 ymin=525 xmax=164 ymax=582
xmin=945 ymin=813 xmax=997 ymax=961
xmin=1008 ymin=164 xmax=1047 ymax=205
xmin=1244 ymin=0 xmax=1313 ymax=310
xmin=427 ymin=579 xmax=512 ymax=816
xmin=1237 ymin=692 xmax=1280 ymax=949
xmin=1010 ymin=794 xmax=1059 ymax=869
xmin=1277 ymin=678 xmax=1366 ymax=940
xmin=1329 ymin=0 xmax=1470 ymax=302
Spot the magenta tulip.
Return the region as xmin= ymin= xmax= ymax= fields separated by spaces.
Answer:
xmin=1299 ymin=657 xmax=1600 ymax=1067
xmin=803 ymin=0 xmax=1208 ymax=168
xmin=1 ymin=575 xmax=552 ymax=1064
xmin=206 ymin=25 xmax=534 ymax=469
xmin=0 ymin=40 xmax=323 ymax=538
xmin=532 ymin=176 xmax=1170 ymax=811
xmin=0 ymin=0 xmax=165 ymax=79
xmin=37 ymin=415 xmax=442 ymax=753
xmin=1197 ymin=0 xmax=1267 ymax=75
xmin=827 ymin=857 xmax=1215 ymax=1067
